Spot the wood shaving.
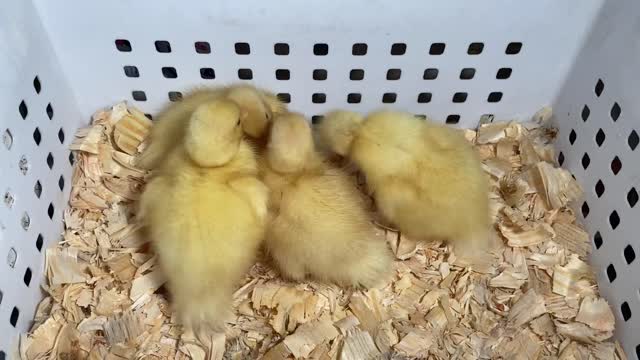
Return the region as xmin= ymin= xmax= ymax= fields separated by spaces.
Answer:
xmin=19 ymin=104 xmax=624 ymax=359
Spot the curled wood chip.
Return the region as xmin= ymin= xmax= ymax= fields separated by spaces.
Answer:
xmin=575 ymin=296 xmax=615 ymax=332
xmin=555 ymin=321 xmax=613 ymax=344
xmin=529 ymin=162 xmax=583 ymax=210
xmin=553 ymin=254 xmax=595 ymax=297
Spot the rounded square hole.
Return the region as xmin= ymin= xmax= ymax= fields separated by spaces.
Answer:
xmin=624 ymin=245 xmax=636 ymax=264
xmin=391 ymin=43 xmax=406 ymax=55
xmin=277 ymin=93 xmax=291 ymax=104
xmin=235 ymin=42 xmax=250 ymax=55
xmin=274 ymin=43 xmax=289 ymax=55
xmin=168 ymin=91 xmax=183 ymax=102
xmin=595 ymin=79 xmax=604 ymax=97
xmin=23 ymin=267 xmax=32 ymax=286
xmin=123 ymin=65 xmax=139 ymax=78
xmin=350 ymin=69 xmax=364 ymax=81
xmin=506 ymin=42 xmax=522 ymax=54
xmin=162 ymin=67 xmax=178 ymax=79
xmin=238 ymin=68 xmax=253 ymax=80
xmin=352 ymin=43 xmax=368 ymax=56
xmin=275 ymin=69 xmax=290 ymax=80
xmin=611 ymin=102 xmax=621 ymax=121
xmin=195 ymin=41 xmax=211 ymax=54
xmin=314 ymin=43 xmax=329 ymax=56
xmin=628 ymin=130 xmax=638 ymax=151
xmin=460 ymin=68 xmax=475 ymax=80
xmin=154 ymin=40 xmax=171 ymax=53
xmin=200 ymin=68 xmax=215 ymax=79
xmin=46 ymin=103 xmax=54 ymax=120
xmin=496 ymin=68 xmax=512 ymax=79
xmin=313 ymin=69 xmax=327 ymax=80
xmin=423 ymin=68 xmax=438 ymax=80
xmin=382 ymin=93 xmax=396 ymax=103
xmin=115 ymin=39 xmax=132 ymax=52
xmin=488 ymin=92 xmax=503 ymax=103
xmin=347 ymin=93 xmax=361 ymax=104
xmin=19 ymin=100 xmax=28 ymax=120
xmin=467 ymin=42 xmax=484 ymax=55
xmin=33 ymin=76 xmax=41 ymax=94
xmin=628 ymin=188 xmax=638 ymax=208
xmin=312 ymin=93 xmax=326 ymax=104
xmin=446 ymin=115 xmax=460 ymax=124
xmin=594 ymin=231 xmax=603 ymax=249
xmin=452 ymin=92 xmax=467 ymax=103
xmin=418 ymin=92 xmax=432 ymax=103
xmin=429 ymin=42 xmax=445 ymax=55
xmin=132 ymin=91 xmax=147 ymax=101
xmin=387 ymin=69 xmax=401 ymax=80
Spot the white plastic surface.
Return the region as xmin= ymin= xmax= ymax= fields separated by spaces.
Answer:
xmin=0 ymin=0 xmax=638 ymax=357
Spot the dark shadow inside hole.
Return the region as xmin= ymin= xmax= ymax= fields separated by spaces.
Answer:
xmin=115 ymin=39 xmax=132 ymax=52
xmin=162 ymin=67 xmax=178 ymax=78
xmin=313 ymin=69 xmax=327 ymax=80
xmin=595 ymin=79 xmax=604 ymax=96
xmin=34 ymin=180 xmax=42 ymax=198
xmin=611 ymin=156 xmax=622 ymax=175
xmin=467 ymin=42 xmax=484 ymax=55
xmin=391 ymin=43 xmax=406 ymax=55
xmin=487 ymin=92 xmax=503 ymax=103
xmin=46 ymin=153 xmax=54 ymax=169
xmin=496 ymin=68 xmax=512 ymax=79
xmin=312 ymin=93 xmax=326 ymax=104
xmin=624 ymin=245 xmax=636 ymax=264
xmin=274 ymin=43 xmax=289 ymax=55
xmin=19 ymin=100 xmax=28 ymax=120
xmin=594 ymin=231 xmax=603 ymax=249
xmin=277 ymin=93 xmax=291 ymax=103
xmin=628 ymin=188 xmax=638 ymax=208
xmin=23 ymin=268 xmax=32 ymax=286
xmin=46 ymin=103 xmax=53 ymax=120
xmin=124 ymin=65 xmax=139 ymax=78
xmin=36 ymin=234 xmax=43 ymax=252
xmin=460 ymin=68 xmax=475 ymax=80
xmin=429 ymin=42 xmax=445 ymax=55
xmin=418 ymin=92 xmax=432 ymax=103
xmin=423 ymin=68 xmax=438 ymax=80
xmin=581 ymin=201 xmax=589 ymax=218
xmin=621 ymin=301 xmax=631 ymax=321
xmin=569 ymin=129 xmax=577 ymax=145
xmin=132 ymin=91 xmax=147 ymax=101
xmin=595 ymin=129 xmax=605 ymax=147
xmin=33 ymin=76 xmax=41 ymax=93
xmin=275 ymin=69 xmax=290 ymax=80
xmin=382 ymin=93 xmax=396 ymax=103
xmin=595 ymin=180 xmax=605 ymax=198
xmin=347 ymin=93 xmax=361 ymax=104
xmin=452 ymin=92 xmax=467 ymax=103
xmin=350 ymin=69 xmax=364 ymax=81
xmin=352 ymin=43 xmax=367 ymax=56
xmin=200 ymin=68 xmax=215 ymax=79
xmin=58 ymin=175 xmax=65 ymax=191
xmin=446 ymin=115 xmax=460 ymax=124
xmin=154 ymin=40 xmax=171 ymax=53
xmin=168 ymin=91 xmax=183 ymax=102
xmin=387 ymin=69 xmax=401 ymax=80
xmin=48 ymin=203 xmax=55 ymax=219
xmin=558 ymin=152 xmax=565 ymax=166
xmin=581 ymin=153 xmax=590 ymax=169
xmin=628 ymin=130 xmax=639 ymax=150
xmin=506 ymin=42 xmax=522 ymax=54
xmin=33 ymin=128 xmax=41 ymax=145
xmin=238 ymin=68 xmax=253 ymax=80
xmin=314 ymin=43 xmax=328 ymax=55
xmin=235 ymin=42 xmax=250 ymax=55
xmin=606 ymin=264 xmax=617 ymax=282
xmin=611 ymin=102 xmax=621 ymax=121
xmin=195 ymin=41 xmax=211 ymax=54
xmin=609 ymin=210 xmax=620 ymax=230
xmin=10 ymin=307 xmax=19 ymax=327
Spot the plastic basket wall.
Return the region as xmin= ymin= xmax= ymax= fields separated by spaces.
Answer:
xmin=0 ymin=0 xmax=637 ymax=357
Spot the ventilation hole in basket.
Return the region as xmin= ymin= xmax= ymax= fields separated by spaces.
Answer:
xmin=506 ymin=42 xmax=522 ymax=54
xmin=557 ymin=152 xmax=565 ymax=166
xmin=36 ymin=234 xmax=43 ymax=252
xmin=350 ymin=69 xmax=364 ymax=81
xmin=581 ymin=153 xmax=590 ymax=169
xmin=311 ymin=69 xmax=327 ymax=81
xmin=115 ymin=39 xmax=132 ymax=52
xmin=429 ymin=43 xmax=445 ymax=55
xmin=611 ymin=156 xmax=622 ymax=175
xmin=311 ymin=115 xmax=324 ymax=124
xmin=609 ymin=210 xmax=620 ymax=230
xmin=46 ymin=103 xmax=54 ymax=120
xmin=391 ymin=43 xmax=406 ymax=55
xmin=10 ymin=307 xmax=19 ymax=327
xmin=200 ymin=68 xmax=215 ymax=80
xmin=277 ymin=93 xmax=291 ymax=104
xmin=629 ymin=130 xmax=639 ymax=151
xmin=446 ymin=115 xmax=460 ymax=124
xmin=624 ymin=245 xmax=636 ymax=264
xmin=423 ymin=68 xmax=438 ymax=80
xmin=459 ymin=68 xmax=475 ymax=80
xmin=3 ymin=129 xmax=13 ymax=150
xmin=387 ymin=69 xmax=401 ymax=80
xmin=595 ymin=180 xmax=605 ymax=198
xmin=7 ymin=247 xmax=17 ymax=268
xmin=594 ymin=79 xmax=604 ymax=97
xmin=23 ymin=267 xmax=32 ymax=287
xmin=488 ymin=92 xmax=503 ymax=103
xmin=19 ymin=100 xmax=28 ymax=120
xmin=0 ymin=351 xmax=5 ymax=360
xmin=155 ymin=40 xmax=171 ymax=53
xmin=4 ymin=191 xmax=14 ymax=208
xmin=415 ymin=115 xmax=427 ymax=120
xmin=58 ymin=175 xmax=64 ymax=191
xmin=194 ymin=41 xmax=210 ymax=54
xmin=19 ymin=155 xmax=29 ymax=175
xmin=569 ymin=129 xmax=577 ymax=145
xmin=467 ymin=42 xmax=484 ymax=55
xmin=621 ymin=301 xmax=632 ymax=321
xmin=452 ymin=92 xmax=467 ymax=103
xmin=274 ymin=43 xmax=289 ymax=55
xmin=595 ymin=129 xmax=605 ymax=147
xmin=168 ymin=91 xmax=183 ymax=102
xmin=352 ymin=43 xmax=367 ymax=56
xmin=347 ymin=93 xmax=361 ymax=104
xmin=132 ymin=91 xmax=147 ymax=102
xmin=123 ymin=65 xmax=139 ymax=78
xmin=238 ymin=68 xmax=253 ymax=80
xmin=33 ymin=128 xmax=41 ymax=146
xmin=418 ymin=92 xmax=432 ymax=103
xmin=581 ymin=201 xmax=589 ymax=218
xmin=0 ymin=290 xmax=2 ymax=304
xmin=628 ymin=188 xmax=638 ymax=208
xmin=594 ymin=231 xmax=603 ymax=249
xmin=606 ymin=264 xmax=617 ymax=282
xmin=382 ymin=93 xmax=396 ymax=104
xmin=48 ymin=203 xmax=55 ymax=219
xmin=274 ymin=69 xmax=289 ymax=80
xmin=313 ymin=43 xmax=328 ymax=56
xmin=611 ymin=102 xmax=621 ymax=121
xmin=161 ymin=67 xmax=177 ymax=79
xmin=312 ymin=93 xmax=326 ymax=104
xmin=69 ymin=152 xmax=75 ymax=166
xmin=496 ymin=68 xmax=512 ymax=79
xmin=578 ymin=106 xmax=590 ymax=123
xmin=34 ymin=180 xmax=41 ymax=198
xmin=636 ymin=345 xmax=640 ymax=360
xmin=33 ymin=76 xmax=41 ymax=94
xmin=234 ymin=42 xmax=250 ymax=55
xmin=21 ymin=212 xmax=30 ymax=230
xmin=56 ymin=128 xmax=65 ymax=144
xmin=47 ymin=153 xmax=54 ymax=169
xmin=145 ymin=114 xmax=153 ymax=120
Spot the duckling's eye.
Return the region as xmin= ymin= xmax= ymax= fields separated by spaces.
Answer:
xmin=265 ymin=112 xmax=271 ymax=120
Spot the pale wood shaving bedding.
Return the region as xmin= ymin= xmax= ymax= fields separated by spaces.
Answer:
xmin=19 ymin=103 xmax=626 ymax=359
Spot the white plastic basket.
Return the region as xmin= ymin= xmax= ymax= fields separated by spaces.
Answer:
xmin=0 ymin=0 xmax=638 ymax=357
